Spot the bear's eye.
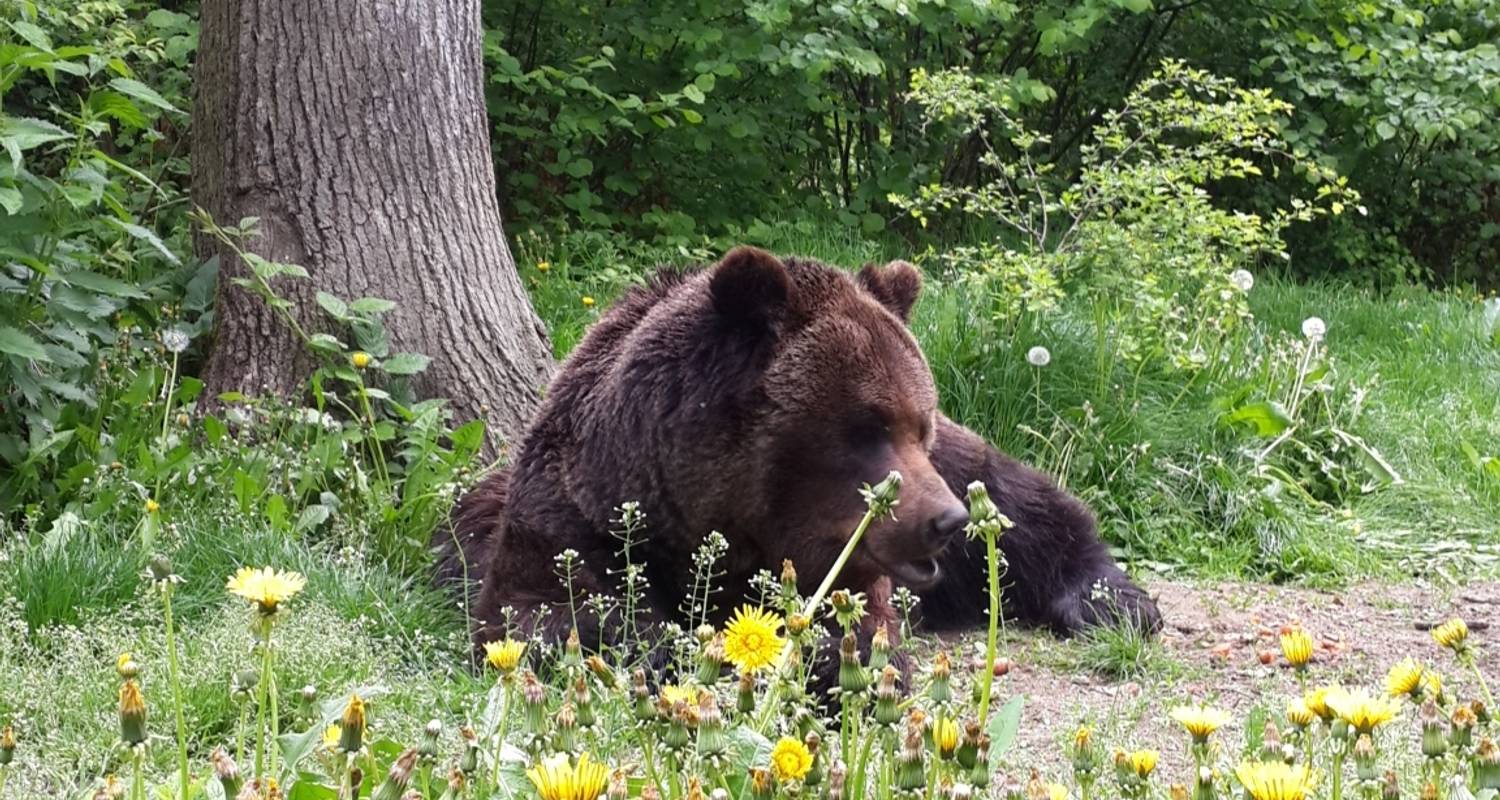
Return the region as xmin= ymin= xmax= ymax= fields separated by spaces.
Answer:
xmin=846 ymin=411 xmax=891 ymax=449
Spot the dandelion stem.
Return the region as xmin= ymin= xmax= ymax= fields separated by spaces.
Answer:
xmin=490 ymin=682 xmax=513 ymax=791
xmin=131 ymin=748 xmax=145 ymax=800
xmin=254 ymin=632 xmax=272 ymax=784
xmin=977 ymin=531 xmax=1003 ymax=727
xmin=1467 ymin=657 xmax=1494 ymax=707
xmin=162 ymin=585 xmax=191 ymax=800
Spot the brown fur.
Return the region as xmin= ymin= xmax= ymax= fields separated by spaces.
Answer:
xmin=434 ymin=247 xmax=1159 ymax=672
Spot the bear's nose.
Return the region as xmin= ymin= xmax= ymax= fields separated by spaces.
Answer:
xmin=930 ymin=504 xmax=969 ymax=549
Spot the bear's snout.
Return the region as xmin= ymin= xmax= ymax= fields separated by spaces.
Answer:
xmin=927 ymin=504 xmax=969 ymax=551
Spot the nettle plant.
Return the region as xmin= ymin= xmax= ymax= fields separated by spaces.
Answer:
xmin=893 ymin=59 xmax=1359 ymax=375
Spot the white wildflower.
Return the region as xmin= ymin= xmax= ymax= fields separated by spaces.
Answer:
xmin=1026 ymin=346 xmax=1051 ymax=367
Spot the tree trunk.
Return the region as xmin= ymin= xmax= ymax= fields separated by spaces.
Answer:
xmin=192 ymin=0 xmax=553 ymax=452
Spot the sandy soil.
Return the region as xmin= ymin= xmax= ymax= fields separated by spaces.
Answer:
xmin=942 ymin=578 xmax=1500 ymax=779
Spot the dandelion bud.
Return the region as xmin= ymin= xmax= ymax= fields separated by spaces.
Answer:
xmin=838 ymin=632 xmax=868 ymax=695
xmin=1470 ymin=700 xmax=1489 ymax=725
xmin=0 ymin=725 xmax=13 ymax=765
xmin=1382 ymin=771 xmax=1401 ymax=800
xmin=211 ymin=746 xmax=242 ymax=799
xmin=963 ymin=482 xmax=1009 ymax=542
xmin=737 ymin=670 xmax=756 ymax=716
xmin=1421 ymin=781 xmax=1438 ymax=800
xmin=1260 ymin=721 xmax=1283 ymax=762
xmin=874 ymin=665 xmax=901 ymax=726
xmin=1025 ymin=769 xmax=1050 ymax=800
xmin=235 ymin=780 xmax=263 ymax=800
xmin=1420 ymin=698 xmax=1448 ymax=758
xmin=1193 ymin=766 xmax=1216 ymax=800
xmin=458 ymin=726 xmax=480 ymax=776
xmin=563 ymin=629 xmax=583 ymax=668
xmin=116 ymin=653 xmax=141 ymax=680
xmin=148 ymin=555 xmax=175 ymax=583
xmin=829 ymin=760 xmax=848 ymax=800
xmin=695 ymin=624 xmax=716 ymax=645
xmin=1001 ymin=771 xmax=1026 ymax=800
xmin=1476 ymin=738 xmax=1500 ymax=790
xmin=554 ymin=701 xmax=579 ymax=753
xmin=780 ymin=560 xmax=799 ymax=604
xmin=608 ymin=769 xmax=630 ymax=800
xmin=1353 ymin=734 xmax=1378 ymax=781
xmin=118 ymin=679 xmax=147 ymax=746
xmin=1451 ymin=704 xmax=1476 ymax=749
xmin=641 ymin=786 xmax=661 ymax=800
xmin=664 ymin=701 xmax=694 ymax=751
xmin=802 ymin=732 xmax=825 ymax=787
xmin=698 ymin=633 xmax=726 ymax=685
xmin=230 ymin=668 xmax=259 ymax=700
xmin=439 ymin=769 xmax=466 ymax=800
xmin=830 ymin=590 xmax=866 ymax=631
xmin=300 ymin=684 xmax=318 ymax=705
xmin=418 ymin=719 xmax=443 ymax=759
xmin=970 ymin=734 xmax=992 ymax=788
xmin=631 ymin=669 xmax=655 ymax=720
xmin=697 ymin=694 xmax=727 ymax=758
xmin=1071 ymin=726 xmax=1098 ymax=778
xmin=895 ymin=731 xmax=926 ymax=791
xmin=786 ymin=613 xmax=810 ymax=638
xmin=950 ymin=719 xmax=981 ymax=769
xmin=929 ymin=650 xmax=953 ymax=704
xmin=573 ymin=676 xmax=596 ymax=728
xmin=587 ymin=655 xmax=617 ymax=689
xmin=749 ymin=767 xmax=774 ymax=800
xmin=339 ymin=694 xmax=366 ymax=754
xmin=371 ymin=748 xmax=418 ymax=800
xmin=864 ymin=472 xmax=902 ymax=517
xmin=522 ymin=672 xmax=547 ymax=736
xmin=1169 ymin=784 xmax=1190 ymax=800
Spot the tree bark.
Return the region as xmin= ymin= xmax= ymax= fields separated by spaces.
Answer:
xmin=192 ymin=0 xmax=553 ymax=452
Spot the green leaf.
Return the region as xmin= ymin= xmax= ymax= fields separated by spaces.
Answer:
xmin=380 ymin=352 xmax=430 ymax=375
xmin=1 ymin=115 xmax=72 ymax=167
xmin=0 ymin=186 xmax=21 ymax=215
xmin=108 ymin=78 xmax=178 ymax=112
xmin=1223 ymin=400 xmax=1294 ymax=437
xmin=680 ymin=109 xmax=703 ymax=124
xmin=349 ymin=297 xmax=396 ymax=315
xmin=986 ymin=694 xmax=1024 ymax=755
xmin=105 ymin=218 xmax=181 ymax=265
xmin=682 ymin=84 xmax=706 ymax=104
xmin=315 ymin=291 xmax=349 ymax=319
xmin=0 ymin=325 xmax=50 ymax=361
xmin=59 ymin=270 xmax=146 ymax=298
xmin=8 ymin=20 xmax=52 ymax=51
xmin=294 ymin=503 xmax=331 ymax=533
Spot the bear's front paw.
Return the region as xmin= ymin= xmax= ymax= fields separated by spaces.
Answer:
xmin=1049 ymin=570 xmax=1161 ymax=637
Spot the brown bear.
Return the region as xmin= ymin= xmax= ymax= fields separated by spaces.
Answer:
xmin=435 ymin=246 xmax=1159 ymax=668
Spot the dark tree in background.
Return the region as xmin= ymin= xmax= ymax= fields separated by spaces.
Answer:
xmin=192 ymin=0 xmax=554 ymax=448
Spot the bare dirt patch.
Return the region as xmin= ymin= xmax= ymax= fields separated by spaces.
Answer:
xmin=945 ymin=578 xmax=1500 ymax=779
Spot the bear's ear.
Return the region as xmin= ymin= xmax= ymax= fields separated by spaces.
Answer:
xmin=857 ymin=259 xmax=922 ymax=322
xmin=709 ymin=246 xmax=790 ymax=330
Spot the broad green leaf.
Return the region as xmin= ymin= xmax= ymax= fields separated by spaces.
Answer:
xmin=682 ymin=84 xmax=706 ymax=104
xmin=59 ymin=270 xmax=146 ymax=298
xmin=986 ymin=694 xmax=1024 ymax=755
xmin=105 ymin=218 xmax=182 ymax=265
xmin=294 ymin=503 xmax=331 ymax=532
xmin=108 ymin=77 xmax=178 ymax=112
xmin=8 ymin=20 xmax=52 ymax=51
xmin=0 ymin=324 xmax=49 ymax=360
xmin=1223 ymin=400 xmax=1294 ymax=437
xmin=0 ymin=186 xmax=20 ymax=215
xmin=349 ymin=297 xmax=396 ymax=315
xmin=1 ymin=115 xmax=72 ymax=167
xmin=315 ymin=291 xmax=349 ymax=319
xmin=380 ymin=352 xmax=430 ymax=375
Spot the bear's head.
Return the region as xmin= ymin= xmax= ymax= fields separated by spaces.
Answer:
xmin=706 ymin=246 xmax=968 ymax=593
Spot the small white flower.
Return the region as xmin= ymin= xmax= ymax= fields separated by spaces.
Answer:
xmin=1229 ymin=269 xmax=1254 ymax=292
xmin=161 ymin=328 xmax=190 ymax=354
xmin=1026 ymin=346 xmax=1051 ymax=367
xmin=1301 ymin=316 xmax=1327 ymax=340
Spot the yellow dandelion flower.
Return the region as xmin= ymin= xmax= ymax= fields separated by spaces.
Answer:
xmin=144 ymin=498 xmax=160 ymax=514
xmin=339 ymin=693 xmax=366 ymax=754
xmin=659 ymin=684 xmax=698 ymax=707
xmin=1422 ymin=670 xmax=1443 ymax=704
xmin=723 ymin=605 xmax=785 ymax=673
xmin=1129 ymin=750 xmax=1158 ymax=779
xmin=1385 ymin=658 xmax=1425 ymax=699
xmin=321 ymin=724 xmax=340 ymax=751
xmin=934 ymin=717 xmax=960 ymax=758
xmin=537 ymin=261 xmax=551 ymax=273
xmin=1235 ymin=761 xmax=1317 ymax=800
xmin=770 ymin=737 xmax=813 ymax=782
xmin=1431 ymin=618 xmax=1468 ymax=652
xmin=350 ymin=351 xmax=371 ymax=369
xmin=581 ymin=296 xmax=596 ymax=308
xmin=226 ymin=566 xmax=306 ymax=615
xmin=527 ymin=752 xmax=609 ymax=800
xmin=483 ymin=639 xmax=526 ymax=674
xmin=1048 ymin=783 xmax=1069 ymax=800
xmin=1327 ymin=689 xmax=1399 ymax=734
xmin=1285 ymin=699 xmax=1316 ymax=728
xmin=1279 ymin=626 xmax=1313 ymax=668
xmin=1170 ymin=705 xmax=1233 ymax=743
xmin=1304 ymin=684 xmax=1344 ymax=721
